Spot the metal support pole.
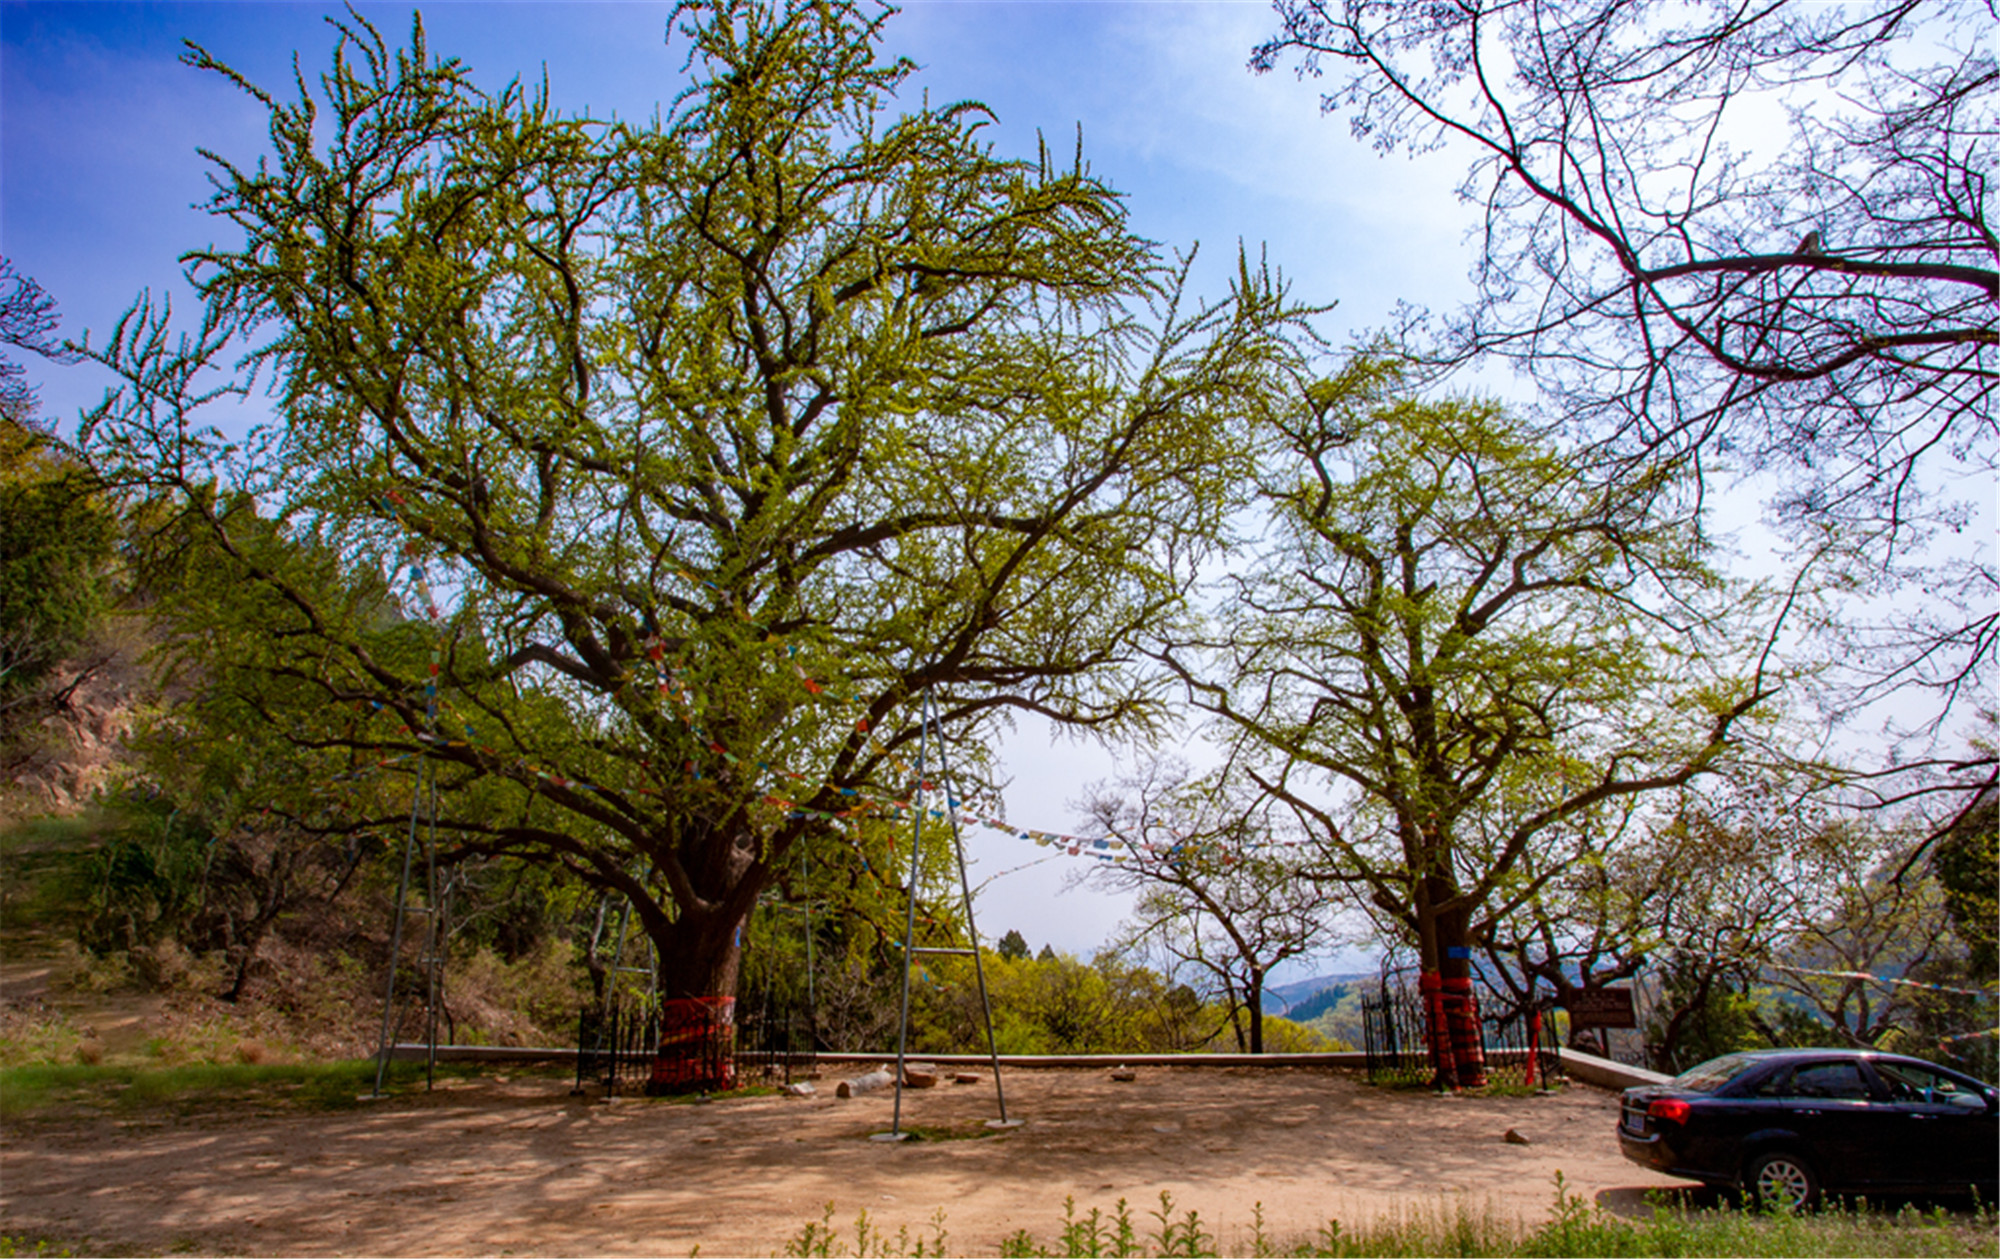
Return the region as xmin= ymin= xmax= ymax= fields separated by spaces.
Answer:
xmin=371 ymin=762 xmax=427 ymax=1098
xmin=876 ymin=686 xmax=1019 ymax=1139
xmin=884 ymin=693 xmax=930 ymax=1140
xmin=932 ymin=700 xmax=1011 ymax=1125
xmin=422 ymin=772 xmax=442 ymax=1091
xmin=803 ymin=847 xmax=816 ymax=1025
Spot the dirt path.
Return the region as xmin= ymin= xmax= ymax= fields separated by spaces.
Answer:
xmin=0 ymin=944 xmax=169 ymax=1060
xmin=2 ymin=1066 xmax=1687 ymax=1256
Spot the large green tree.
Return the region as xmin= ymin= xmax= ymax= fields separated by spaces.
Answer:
xmin=1160 ymin=363 xmax=1783 ymax=1085
xmin=80 ymin=0 xmax=1312 ymax=1049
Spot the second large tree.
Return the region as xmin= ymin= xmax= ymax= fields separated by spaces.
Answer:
xmin=1160 ymin=364 xmax=1782 ymax=1086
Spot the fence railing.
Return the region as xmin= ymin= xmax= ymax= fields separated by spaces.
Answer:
xmin=734 ymin=989 xmax=819 ymax=1086
xmin=573 ymin=1003 xmax=659 ymax=1097
xmin=574 ymin=990 xmax=818 ymax=1097
xmin=1360 ymin=980 xmax=1563 ymax=1090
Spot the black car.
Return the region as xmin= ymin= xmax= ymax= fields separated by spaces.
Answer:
xmin=1617 ymin=1048 xmax=1999 ymax=1208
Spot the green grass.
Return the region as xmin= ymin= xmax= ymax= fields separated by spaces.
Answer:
xmin=668 ymin=1082 xmax=781 ymax=1103
xmin=894 ymin=1120 xmax=1009 ymax=1142
xmin=0 ymin=814 xmax=98 ymax=857
xmin=0 ymin=1058 xmax=587 ymax=1120
xmin=0 ymin=815 xmax=94 ymax=932
xmin=0 ymin=1058 xmax=463 ymax=1119
xmin=783 ymin=1181 xmax=2000 ymax=1258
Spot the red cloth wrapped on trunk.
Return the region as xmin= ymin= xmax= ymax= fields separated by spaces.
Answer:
xmin=648 ymin=996 xmax=736 ymax=1094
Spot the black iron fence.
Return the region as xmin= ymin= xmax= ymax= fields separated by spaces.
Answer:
xmin=1360 ymin=980 xmax=1563 ymax=1090
xmin=734 ymin=988 xmax=819 ymax=1086
xmin=573 ymin=990 xmax=818 ymax=1097
xmin=573 ymin=1002 xmax=667 ymax=1096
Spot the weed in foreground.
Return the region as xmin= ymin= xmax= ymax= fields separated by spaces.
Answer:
xmin=1522 ymin=1171 xmax=1998 ymax=1258
xmin=784 ymin=1203 xmax=949 ymax=1258
xmin=784 ymin=1175 xmax=2000 ymax=1258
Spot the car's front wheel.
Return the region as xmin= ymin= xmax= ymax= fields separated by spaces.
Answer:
xmin=1745 ymin=1150 xmax=1819 ymax=1212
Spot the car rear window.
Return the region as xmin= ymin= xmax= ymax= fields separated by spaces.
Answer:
xmin=1759 ymin=1061 xmax=1873 ymax=1100
xmin=1671 ymin=1054 xmax=1760 ymax=1093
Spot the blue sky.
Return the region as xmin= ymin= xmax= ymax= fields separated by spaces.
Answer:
xmin=2 ymin=1 xmax=1485 ymax=968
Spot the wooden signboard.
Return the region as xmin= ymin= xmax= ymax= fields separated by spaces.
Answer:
xmin=1564 ymin=987 xmax=1637 ymax=1030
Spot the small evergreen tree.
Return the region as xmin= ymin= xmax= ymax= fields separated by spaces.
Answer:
xmin=996 ymin=929 xmax=1029 ymax=961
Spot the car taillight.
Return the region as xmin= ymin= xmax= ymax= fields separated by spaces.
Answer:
xmin=1647 ymin=1098 xmax=1691 ymax=1124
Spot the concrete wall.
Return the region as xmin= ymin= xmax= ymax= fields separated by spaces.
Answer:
xmin=389 ymin=1042 xmax=1672 ymax=1092
xmin=1554 ymin=1045 xmax=1672 ymax=1090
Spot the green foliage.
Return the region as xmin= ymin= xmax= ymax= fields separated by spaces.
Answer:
xmin=1648 ymin=955 xmax=1764 ymax=1075
xmin=1520 ymin=1174 xmax=1994 ymax=1259
xmin=449 ymin=940 xmax=592 ymax=1044
xmin=1932 ymin=799 xmax=1997 ymax=977
xmin=0 ymin=419 xmax=115 ymax=732
xmin=0 ymin=1011 xmax=86 ymax=1069
xmin=998 ymin=929 xmax=1031 ymax=961
xmin=1299 ymin=988 xmax=1368 ymax=1052
xmin=59 ymin=797 xmax=210 ymax=959
xmin=908 ymin=950 xmax=1173 ymax=1055
xmin=1759 ymin=1004 xmax=1852 ymax=1050
xmin=1915 ymin=796 xmax=1999 ymax=1081
xmin=1020 ymin=1193 xmax=1220 ymax=1259
xmin=782 ymin=930 xmax=1295 ymax=1056
xmin=784 ymin=1203 xmax=950 ymax=1258
xmin=875 ymin=945 xmax=1332 ymax=1056
xmin=1256 ymin=1014 xmax=1341 ymax=1054
xmin=1280 ymin=984 xmax=1349 ymax=1025
xmin=1089 ymin=760 xmax=1336 ymax=1054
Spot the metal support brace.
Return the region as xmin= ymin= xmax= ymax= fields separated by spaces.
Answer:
xmin=879 ymin=687 xmax=1017 ymax=1140
xmin=371 ymin=762 xmax=446 ymax=1097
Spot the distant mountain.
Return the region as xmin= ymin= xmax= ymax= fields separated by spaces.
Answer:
xmin=1266 ymin=971 xmax=1374 ymax=1016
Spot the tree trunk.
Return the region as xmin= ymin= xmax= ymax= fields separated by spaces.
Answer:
xmin=1247 ymin=970 xmax=1265 ymax=1055
xmin=1221 ymin=973 xmax=1249 ymax=1052
xmin=223 ymin=845 xmax=294 ymax=1003
xmin=1434 ymin=902 xmax=1487 ymax=1087
xmin=1416 ymin=875 xmax=1487 ymax=1089
xmin=1651 ymin=966 xmax=1717 ymax=1074
xmin=643 ymin=902 xmax=751 ymax=1094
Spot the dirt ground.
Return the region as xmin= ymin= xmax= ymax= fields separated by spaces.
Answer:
xmin=1 ymin=1063 xmax=1698 ymax=1256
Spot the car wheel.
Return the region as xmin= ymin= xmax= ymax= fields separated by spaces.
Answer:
xmin=1746 ymin=1151 xmax=1819 ymax=1212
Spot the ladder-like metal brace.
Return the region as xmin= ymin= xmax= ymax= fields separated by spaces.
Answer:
xmin=879 ymin=686 xmax=1017 ymax=1139
xmin=371 ymin=760 xmax=446 ymax=1097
